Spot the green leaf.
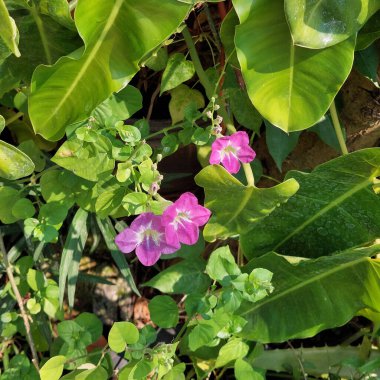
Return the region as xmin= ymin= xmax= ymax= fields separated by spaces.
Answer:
xmin=0 ymin=115 xmax=4 ymax=134
xmin=240 ymin=244 xmax=380 ymax=342
xmin=354 ymin=43 xmax=380 ymax=82
xmin=215 ymin=338 xmax=249 ymax=368
xmin=17 ymin=140 xmax=46 ymax=172
xmin=0 ymin=140 xmax=35 ymax=180
xmin=235 ymin=359 xmax=264 ymax=380
xmin=96 ymin=217 xmax=140 ymax=295
xmin=0 ymin=186 xmax=21 ymax=223
xmin=0 ymin=9 xmax=80 ymax=97
xmin=37 ymin=0 xmax=74 ymax=30
xmin=0 ymin=0 xmax=20 ymax=57
xmin=52 ymin=137 xmax=115 ymax=182
xmin=161 ymin=53 xmax=195 ymax=93
xmin=108 ymin=321 xmax=139 ymax=352
xmin=149 ymin=295 xmax=179 ymax=328
xmin=285 ymin=0 xmax=380 ymax=49
xmin=356 ymin=10 xmax=380 ymax=50
xmin=59 ymin=208 xmax=88 ymax=308
xmin=29 ymin=0 xmax=191 ymax=140
xmin=205 ymin=246 xmax=241 ymax=283
xmin=145 ymin=47 xmax=168 ymax=71
xmin=240 ymin=148 xmax=380 ymax=259
xmin=144 ymin=258 xmax=211 ymax=294
xmin=26 ymin=268 xmax=46 ymax=291
xmin=75 ymin=313 xmax=102 ymax=343
xmin=309 ymin=114 xmax=343 ymax=152
xmin=265 ymin=121 xmax=300 ymax=172
xmin=252 ymin=345 xmax=380 ymax=377
xmin=39 ymin=355 xmax=66 ymax=380
xmin=11 ymin=198 xmax=35 ymax=219
xmin=233 ymin=0 xmax=355 ymax=132
xmin=92 ymin=85 xmax=142 ymax=127
xmin=60 ymin=367 xmax=108 ymax=380
xmin=195 ymin=165 xmax=299 ymax=241
xmin=169 ymin=84 xmax=204 ymax=124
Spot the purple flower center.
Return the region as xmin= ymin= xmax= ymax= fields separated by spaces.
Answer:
xmin=222 ymin=143 xmax=238 ymax=156
xmin=138 ymin=224 xmax=162 ymax=246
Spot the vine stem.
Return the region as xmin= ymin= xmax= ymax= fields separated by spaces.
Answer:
xmin=0 ymin=233 xmax=40 ymax=371
xmin=4 ymin=111 xmax=24 ymax=127
xmin=182 ymin=26 xmax=255 ymax=186
xmin=329 ymin=101 xmax=348 ymax=155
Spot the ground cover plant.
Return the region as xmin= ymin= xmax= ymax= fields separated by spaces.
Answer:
xmin=0 ymin=0 xmax=380 ymax=378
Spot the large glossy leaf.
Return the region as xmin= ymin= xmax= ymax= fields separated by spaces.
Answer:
xmin=240 ymin=244 xmax=380 ymax=343
xmin=0 ymin=140 xmax=34 ymax=179
xmin=0 ymin=0 xmax=20 ymax=57
xmin=29 ymin=0 xmax=191 ymax=141
xmin=241 ymin=148 xmax=380 ymax=259
xmin=232 ymin=0 xmax=355 ymax=132
xmin=194 ymin=165 xmax=299 ymax=241
xmin=0 ymin=7 xmax=80 ymax=96
xmin=285 ymin=0 xmax=380 ymax=49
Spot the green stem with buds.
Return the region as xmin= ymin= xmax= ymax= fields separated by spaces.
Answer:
xmin=182 ymin=26 xmax=255 ymax=186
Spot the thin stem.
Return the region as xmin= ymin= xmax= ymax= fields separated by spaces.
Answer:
xmin=173 ymin=319 xmax=190 ymax=344
xmin=183 ymin=26 xmax=256 ymax=186
xmin=204 ymin=4 xmax=222 ymax=52
xmin=145 ymin=125 xmax=181 ymax=140
xmin=0 ymin=233 xmax=40 ymax=371
xmin=5 ymin=112 xmax=24 ymax=127
xmin=242 ymin=163 xmax=255 ymax=186
xmin=329 ymin=101 xmax=348 ymax=155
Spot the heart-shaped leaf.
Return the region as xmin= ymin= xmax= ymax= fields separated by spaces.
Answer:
xmin=161 ymin=52 xmax=195 ymax=93
xmin=195 ymin=165 xmax=299 ymax=241
xmin=233 ymin=0 xmax=355 ymax=132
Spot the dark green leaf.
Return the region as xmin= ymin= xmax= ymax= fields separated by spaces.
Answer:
xmin=265 ymin=121 xmax=300 ymax=172
xmin=241 ymin=148 xmax=380 ymax=259
xmin=240 ymin=244 xmax=380 ymax=342
xmin=59 ymin=208 xmax=88 ymax=308
xmin=149 ymin=295 xmax=179 ymax=328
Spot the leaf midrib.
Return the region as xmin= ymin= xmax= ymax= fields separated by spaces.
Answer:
xmin=242 ymin=253 xmax=371 ymax=316
xmin=39 ymin=0 xmax=125 ymax=130
xmin=273 ymin=171 xmax=376 ymax=251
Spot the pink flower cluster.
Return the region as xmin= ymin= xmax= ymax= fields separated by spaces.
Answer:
xmin=115 ymin=193 xmax=211 ymax=266
xmin=210 ymin=131 xmax=256 ymax=174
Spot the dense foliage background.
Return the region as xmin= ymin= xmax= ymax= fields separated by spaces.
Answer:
xmin=0 ymin=0 xmax=380 ymax=379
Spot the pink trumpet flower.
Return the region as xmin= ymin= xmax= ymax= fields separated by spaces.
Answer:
xmin=115 ymin=212 xmax=177 ymax=266
xmin=162 ymin=192 xmax=211 ymax=247
xmin=209 ymin=131 xmax=256 ymax=174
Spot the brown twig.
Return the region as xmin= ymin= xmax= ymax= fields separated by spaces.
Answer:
xmin=0 ymin=233 xmax=40 ymax=371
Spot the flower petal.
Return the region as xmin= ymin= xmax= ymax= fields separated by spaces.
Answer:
xmin=221 ymin=151 xmax=241 ymax=173
xmin=135 ymin=242 xmax=161 ymax=266
xmin=238 ymin=145 xmax=256 ymax=163
xmin=176 ymin=219 xmax=199 ymax=245
xmin=165 ymin=223 xmax=181 ymax=247
xmin=115 ymin=228 xmax=139 ymax=254
xmin=190 ymin=205 xmax=211 ymax=226
xmin=230 ymin=131 xmax=250 ymax=146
